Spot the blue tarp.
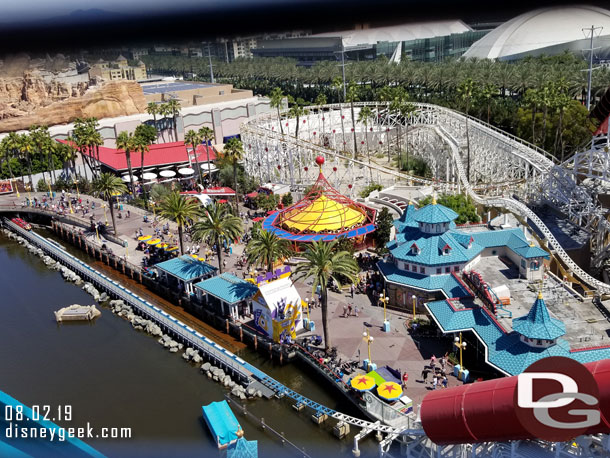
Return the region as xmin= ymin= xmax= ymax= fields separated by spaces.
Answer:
xmin=202 ymin=401 xmax=241 ymax=447
xmin=228 ymin=437 xmax=258 ymax=458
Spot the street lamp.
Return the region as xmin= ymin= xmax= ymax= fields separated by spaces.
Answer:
xmin=74 ymin=179 xmax=80 ymax=199
xmin=412 ymin=295 xmax=417 ymax=322
xmin=379 ymin=295 xmax=390 ymax=332
xmin=102 ymin=203 xmax=108 ymax=225
xmin=454 ymin=332 xmax=468 ymax=381
xmin=362 ymin=330 xmax=375 ymax=371
xmin=303 ymin=297 xmax=315 ymax=331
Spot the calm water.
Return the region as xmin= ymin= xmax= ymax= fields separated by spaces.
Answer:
xmin=0 ymin=232 xmax=381 ymax=457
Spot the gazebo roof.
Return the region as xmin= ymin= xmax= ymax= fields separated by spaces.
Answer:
xmin=513 ymin=291 xmax=566 ymax=340
xmin=264 ymin=159 xmax=376 ymax=241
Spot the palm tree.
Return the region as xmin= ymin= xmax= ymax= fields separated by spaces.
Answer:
xmin=116 ymin=131 xmax=136 ymax=191
xmin=457 ymin=78 xmax=477 ymax=182
xmin=158 ymin=191 xmax=201 ymax=255
xmin=146 ymin=102 xmax=160 ymax=142
xmin=1 ymin=132 xmax=20 ymax=186
xmin=358 ymin=105 xmax=374 ymax=181
xmin=246 ymin=230 xmax=292 ymax=273
xmin=18 ymin=133 xmax=35 ymax=191
xmin=92 ymin=173 xmax=127 ymax=235
xmin=293 ymin=240 xmax=358 ymax=350
xmin=165 ymin=99 xmax=181 ymax=141
xmin=192 ymin=203 xmax=243 ymax=273
xmin=199 ymin=126 xmax=215 ymax=188
xmin=480 ymin=83 xmax=496 ymax=124
xmin=132 ymin=133 xmax=151 ymax=203
xmin=270 ymin=87 xmax=285 ymax=135
xmin=223 ymin=137 xmax=245 ymax=214
xmin=185 ymin=129 xmax=203 ymax=186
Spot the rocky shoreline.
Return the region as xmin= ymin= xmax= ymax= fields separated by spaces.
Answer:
xmin=3 ymin=228 xmax=261 ymax=400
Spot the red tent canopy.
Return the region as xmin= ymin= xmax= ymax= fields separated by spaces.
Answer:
xmin=200 ymin=187 xmax=236 ymax=196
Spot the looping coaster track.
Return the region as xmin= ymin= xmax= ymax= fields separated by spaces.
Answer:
xmin=241 ymin=102 xmax=610 ymax=295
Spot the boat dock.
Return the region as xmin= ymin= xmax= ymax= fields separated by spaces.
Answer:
xmin=2 ymin=218 xmax=424 ymax=455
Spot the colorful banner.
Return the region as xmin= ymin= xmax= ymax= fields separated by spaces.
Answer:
xmin=0 ymin=180 xmax=13 ymax=194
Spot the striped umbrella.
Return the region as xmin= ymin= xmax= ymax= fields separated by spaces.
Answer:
xmin=165 ymin=246 xmax=179 ymax=252
xmin=138 ymin=235 xmax=152 ymax=241
xmin=158 ymin=243 xmax=169 ymax=249
xmin=350 ymin=375 xmax=375 ymax=392
xmin=377 ymin=381 xmax=403 ymax=401
xmin=147 ymin=238 xmax=161 ymax=245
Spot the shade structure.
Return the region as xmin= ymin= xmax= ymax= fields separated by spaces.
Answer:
xmin=121 ymin=174 xmax=138 ymax=182
xmin=377 ymin=381 xmax=403 ymax=401
xmin=138 ymin=235 xmax=152 ymax=241
xmin=178 ymin=167 xmax=195 ymax=176
xmin=350 ymin=375 xmax=376 ymax=392
xmin=200 ymin=163 xmax=219 ymax=173
xmin=191 ymin=254 xmax=199 ymax=259
xmin=165 ymin=246 xmax=179 ymax=252
xmin=159 ymin=170 xmax=177 ymax=178
xmin=147 ymin=238 xmax=161 ymax=245
xmin=264 ymin=160 xmax=376 ymax=242
xmin=110 ymin=190 xmax=122 ymax=196
xmin=142 ymin=172 xmax=158 ymax=181
xmin=158 ymin=243 xmax=169 ymax=249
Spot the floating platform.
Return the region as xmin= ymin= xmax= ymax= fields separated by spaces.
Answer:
xmin=202 ymin=400 xmax=243 ymax=449
xmin=54 ymin=304 xmax=101 ymax=322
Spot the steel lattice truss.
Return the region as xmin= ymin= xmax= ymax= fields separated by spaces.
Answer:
xmin=241 ymin=101 xmax=610 ymax=282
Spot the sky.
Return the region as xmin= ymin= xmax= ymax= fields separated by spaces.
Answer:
xmin=1 ymin=0 xmax=287 ymax=22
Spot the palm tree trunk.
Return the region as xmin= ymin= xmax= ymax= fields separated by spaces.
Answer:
xmin=531 ymin=106 xmax=537 ymax=143
xmin=216 ymin=238 xmax=224 ymax=274
xmin=205 ymin=139 xmax=211 ymax=189
xmin=277 ymin=107 xmax=284 ymax=135
xmin=233 ymin=160 xmax=239 ymax=214
xmin=26 ymin=154 xmax=34 ymax=191
xmin=321 ymin=288 xmax=331 ymax=350
xmin=178 ymin=224 xmax=184 ymax=255
xmin=126 ymin=152 xmax=135 ymax=194
xmin=153 ymin=114 xmax=158 ymax=143
xmin=108 ymin=198 xmax=118 ymax=235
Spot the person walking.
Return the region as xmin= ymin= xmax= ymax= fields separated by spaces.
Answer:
xmin=432 ymin=375 xmax=438 ymax=390
xmin=402 ymin=372 xmax=409 ymax=389
xmin=354 ymin=305 xmax=359 ymax=317
xmin=421 ymin=367 xmax=429 ymax=384
xmin=347 ymin=304 xmax=353 ymax=316
xmin=342 ymin=304 xmax=348 ymax=317
xmin=350 ymin=284 xmax=355 ymax=298
xmin=442 ymin=376 xmax=448 ymax=389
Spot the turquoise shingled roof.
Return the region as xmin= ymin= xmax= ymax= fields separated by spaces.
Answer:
xmin=425 ymin=299 xmax=610 ymax=376
xmin=155 ymin=255 xmax=217 ymax=282
xmin=378 ymin=261 xmax=472 ymax=298
xmin=513 ymin=294 xmax=566 ymax=340
xmin=195 ymin=273 xmax=258 ymax=304
xmin=471 ymin=228 xmax=549 ymax=260
xmin=390 ymin=227 xmax=483 ymax=266
xmin=412 ymin=203 xmax=459 ymax=224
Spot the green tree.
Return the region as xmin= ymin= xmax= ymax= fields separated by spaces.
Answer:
xmin=146 ymin=102 xmax=160 ymax=142
xmin=281 ymin=192 xmax=293 ymax=206
xmin=185 ymin=129 xmax=203 ymax=186
xmin=293 ymin=240 xmax=359 ymax=350
xmin=158 ymin=191 xmax=201 ymax=255
xmin=192 ymin=203 xmax=243 ymax=273
xmin=346 ymin=81 xmax=360 ymax=159
xmin=246 ymin=230 xmax=292 ymax=272
xmin=199 ymin=126 xmax=216 ymax=187
xmin=18 ymin=133 xmax=35 ymax=191
xmin=359 ymin=183 xmax=383 ymax=198
xmin=164 ymin=99 xmax=181 ymax=141
xmin=457 ymin=78 xmax=477 ymax=182
xmin=92 ymin=173 xmax=127 ymax=235
xmin=358 ymin=105 xmax=374 ymax=167
xmin=374 ymin=207 xmax=394 ymax=253
xmin=116 ymin=131 xmax=136 ymax=191
xmin=270 ymin=87 xmax=285 ymax=135
xmin=223 ymin=138 xmax=245 ymax=213
xmin=132 ymin=128 xmax=153 ymax=204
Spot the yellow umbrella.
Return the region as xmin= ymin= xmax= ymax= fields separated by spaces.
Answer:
xmin=111 ymin=191 xmax=122 ymax=196
xmin=147 ymin=238 xmax=161 ymax=245
xmin=377 ymin=381 xmax=403 ymax=401
xmin=138 ymin=235 xmax=152 ymax=241
xmin=158 ymin=243 xmax=169 ymax=249
xmin=350 ymin=375 xmax=376 ymax=392
xmin=191 ymin=254 xmax=198 ymax=259
xmin=198 ymin=257 xmax=206 ymax=262
xmin=166 ymin=246 xmax=179 ymax=252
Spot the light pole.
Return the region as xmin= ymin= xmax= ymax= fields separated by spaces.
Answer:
xmin=102 ymin=203 xmax=108 ymax=225
xmin=362 ymin=329 xmax=375 ymax=371
xmin=379 ymin=295 xmax=390 ymax=332
xmin=74 ymin=179 xmax=80 ymax=200
xmin=454 ymin=332 xmax=468 ymax=381
xmin=412 ymin=295 xmax=417 ymax=322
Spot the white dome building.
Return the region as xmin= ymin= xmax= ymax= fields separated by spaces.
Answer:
xmin=464 ymin=5 xmax=610 ymax=60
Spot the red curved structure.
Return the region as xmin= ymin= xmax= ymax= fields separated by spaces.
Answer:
xmin=420 ymin=359 xmax=610 ymax=445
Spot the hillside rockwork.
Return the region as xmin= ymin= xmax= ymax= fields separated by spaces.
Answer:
xmin=0 ymin=70 xmax=147 ymax=132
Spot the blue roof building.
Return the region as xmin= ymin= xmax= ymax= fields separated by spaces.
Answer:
xmin=194 ymin=273 xmax=259 ymax=321
xmin=155 ymin=255 xmax=218 ymax=296
xmin=379 ymin=199 xmax=549 ymax=315
xmin=425 ymin=293 xmax=610 ymax=376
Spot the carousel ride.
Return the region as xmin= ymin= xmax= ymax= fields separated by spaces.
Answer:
xmin=262 ymin=156 xmax=376 ymax=244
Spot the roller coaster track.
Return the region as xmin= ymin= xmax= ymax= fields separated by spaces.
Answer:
xmin=242 ymin=102 xmax=610 ymax=296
